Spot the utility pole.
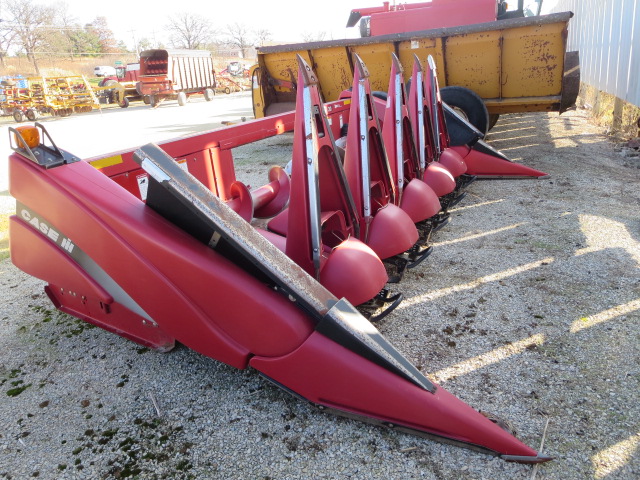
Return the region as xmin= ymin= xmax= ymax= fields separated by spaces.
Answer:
xmin=129 ymin=29 xmax=138 ymax=56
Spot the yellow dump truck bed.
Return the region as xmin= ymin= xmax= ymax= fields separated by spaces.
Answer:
xmin=252 ymin=11 xmax=578 ymax=118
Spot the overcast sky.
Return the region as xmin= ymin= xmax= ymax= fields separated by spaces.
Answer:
xmin=5 ymin=0 xmax=560 ymax=51
xmin=50 ymin=0 xmax=384 ymax=49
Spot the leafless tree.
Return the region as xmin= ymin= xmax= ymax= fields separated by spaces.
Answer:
xmin=301 ymin=31 xmax=328 ymax=43
xmin=254 ymin=28 xmax=272 ymax=47
xmin=0 ymin=22 xmax=16 ymax=69
xmin=4 ymin=0 xmax=57 ymax=74
xmin=225 ymin=22 xmax=253 ymax=58
xmin=167 ymin=13 xmax=215 ymax=50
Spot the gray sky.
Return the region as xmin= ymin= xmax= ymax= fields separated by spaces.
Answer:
xmin=50 ymin=0 xmax=377 ymax=49
xmin=0 ymin=0 xmax=561 ymax=54
xmin=43 ymin=0 xmax=560 ymax=50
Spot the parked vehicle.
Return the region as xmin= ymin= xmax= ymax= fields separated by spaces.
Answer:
xmin=136 ymin=49 xmax=216 ymax=107
xmin=98 ymin=63 xmax=141 ymax=108
xmin=94 ymin=65 xmax=117 ymax=77
xmin=347 ymin=0 xmax=541 ymax=37
xmin=252 ymin=6 xmax=578 ymax=134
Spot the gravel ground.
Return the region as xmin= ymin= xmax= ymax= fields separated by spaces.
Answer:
xmin=0 ymin=107 xmax=639 ymax=479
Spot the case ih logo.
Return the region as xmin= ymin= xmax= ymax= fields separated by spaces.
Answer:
xmin=20 ymin=208 xmax=75 ymax=253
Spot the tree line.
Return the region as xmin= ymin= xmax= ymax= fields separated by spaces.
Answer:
xmin=0 ymin=0 xmax=273 ymax=75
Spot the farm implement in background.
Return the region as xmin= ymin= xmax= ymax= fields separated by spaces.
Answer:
xmin=2 ymin=75 xmax=100 ymax=122
xmin=252 ymin=9 xmax=579 ymax=136
xmin=136 ymin=49 xmax=217 ymax=108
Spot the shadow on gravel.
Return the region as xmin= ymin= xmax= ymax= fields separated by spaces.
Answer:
xmin=1 ymin=109 xmax=638 ymax=479
xmin=415 ymin=112 xmax=640 ymax=479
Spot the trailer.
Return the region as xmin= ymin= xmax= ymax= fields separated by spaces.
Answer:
xmin=252 ymin=11 xmax=579 ymax=134
xmin=136 ymin=49 xmax=217 ymax=107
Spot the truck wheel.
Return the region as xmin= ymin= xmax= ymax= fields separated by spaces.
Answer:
xmin=119 ymin=97 xmax=130 ymax=108
xmin=440 ymin=86 xmax=490 ymax=135
xmin=103 ymin=79 xmax=118 ymax=103
xmin=13 ymin=109 xmax=25 ymax=122
xmin=359 ymin=17 xmax=371 ymax=37
xmin=488 ymin=113 xmax=500 ymax=130
xmin=177 ymin=92 xmax=187 ymax=106
xmin=204 ymin=88 xmax=214 ymax=101
xmin=26 ymin=108 xmax=39 ymax=121
xmin=143 ymin=96 xmax=151 ymax=105
xmin=149 ymin=95 xmax=157 ymax=108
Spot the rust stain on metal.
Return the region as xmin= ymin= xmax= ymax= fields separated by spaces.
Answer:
xmin=256 ymin=12 xmax=575 ymax=116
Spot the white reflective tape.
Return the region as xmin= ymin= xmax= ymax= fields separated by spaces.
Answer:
xmin=141 ymin=158 xmax=171 ymax=183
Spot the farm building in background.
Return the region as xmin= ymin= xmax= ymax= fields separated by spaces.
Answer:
xmin=550 ymin=0 xmax=640 ymax=133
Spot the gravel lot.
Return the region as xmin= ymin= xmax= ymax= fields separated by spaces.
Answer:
xmin=0 ymin=96 xmax=639 ymax=479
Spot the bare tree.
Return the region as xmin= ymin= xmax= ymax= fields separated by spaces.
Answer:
xmin=4 ymin=0 xmax=57 ymax=74
xmin=225 ymin=22 xmax=252 ymax=58
xmin=44 ymin=7 xmax=95 ymax=59
xmin=0 ymin=21 xmax=17 ymax=69
xmin=45 ymin=6 xmax=75 ymax=58
xmin=301 ymin=31 xmax=328 ymax=43
xmin=167 ymin=13 xmax=214 ymax=49
xmin=254 ymin=28 xmax=272 ymax=47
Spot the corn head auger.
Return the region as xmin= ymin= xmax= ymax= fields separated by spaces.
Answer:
xmin=7 ymin=54 xmax=552 ymax=463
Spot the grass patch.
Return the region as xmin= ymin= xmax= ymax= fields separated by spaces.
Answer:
xmin=579 ymin=83 xmax=640 ymax=138
xmin=7 ymin=383 xmax=31 ymax=397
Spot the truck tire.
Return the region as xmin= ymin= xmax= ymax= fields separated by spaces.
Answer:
xmin=143 ymin=96 xmax=151 ymax=105
xmin=103 ymin=79 xmax=118 ymax=104
xmin=488 ymin=113 xmax=500 ymax=130
xmin=177 ymin=92 xmax=187 ymax=106
xmin=204 ymin=88 xmax=214 ymax=101
xmin=224 ymin=87 xmax=231 ymax=95
xmin=13 ymin=109 xmax=25 ymax=123
xmin=149 ymin=95 xmax=157 ymax=108
xmin=26 ymin=108 xmax=39 ymax=121
xmin=440 ymin=86 xmax=490 ymax=135
xmin=359 ymin=17 xmax=371 ymax=37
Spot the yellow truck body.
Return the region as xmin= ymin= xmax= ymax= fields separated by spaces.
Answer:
xmin=252 ymin=12 xmax=578 ymax=118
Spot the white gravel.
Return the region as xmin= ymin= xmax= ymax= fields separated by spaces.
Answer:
xmin=0 ymin=103 xmax=639 ymax=479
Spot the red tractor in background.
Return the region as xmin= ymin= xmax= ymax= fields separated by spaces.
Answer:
xmin=347 ymin=0 xmax=542 ymax=37
xmin=98 ymin=63 xmax=141 ymax=108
